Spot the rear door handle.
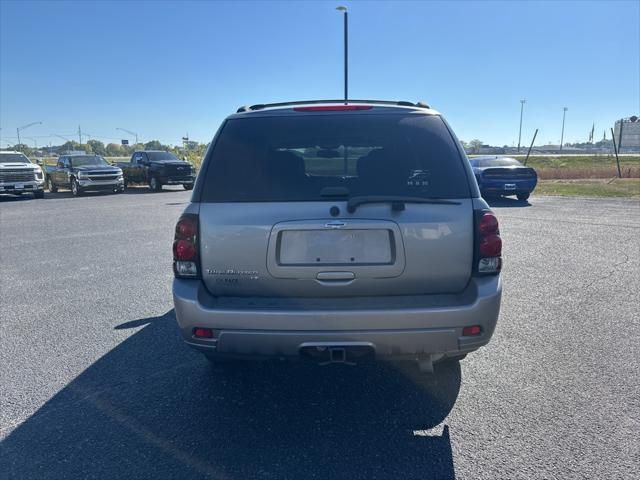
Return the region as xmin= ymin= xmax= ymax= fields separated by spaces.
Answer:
xmin=316 ymin=271 xmax=355 ymax=281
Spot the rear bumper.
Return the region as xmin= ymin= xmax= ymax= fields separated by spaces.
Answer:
xmin=480 ymin=179 xmax=537 ymax=195
xmin=173 ymin=275 xmax=502 ymax=359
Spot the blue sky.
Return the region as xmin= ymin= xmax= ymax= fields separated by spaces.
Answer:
xmin=1 ymin=0 xmax=638 ymax=147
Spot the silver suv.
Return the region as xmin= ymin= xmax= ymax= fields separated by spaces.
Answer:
xmin=172 ymin=100 xmax=502 ymax=372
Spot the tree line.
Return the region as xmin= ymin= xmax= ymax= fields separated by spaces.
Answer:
xmin=7 ymin=139 xmax=209 ymax=165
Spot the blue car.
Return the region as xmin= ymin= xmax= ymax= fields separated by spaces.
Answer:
xmin=470 ymin=156 xmax=537 ymax=201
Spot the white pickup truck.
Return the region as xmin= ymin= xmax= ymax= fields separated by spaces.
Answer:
xmin=0 ymin=151 xmax=45 ymax=198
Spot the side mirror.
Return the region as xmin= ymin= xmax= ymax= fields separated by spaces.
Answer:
xmin=36 ymin=159 xmax=43 ymax=166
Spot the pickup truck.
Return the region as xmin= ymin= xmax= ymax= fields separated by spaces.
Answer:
xmin=114 ymin=150 xmax=196 ymax=191
xmin=45 ymin=154 xmax=124 ymax=196
xmin=0 ymin=151 xmax=45 ymax=198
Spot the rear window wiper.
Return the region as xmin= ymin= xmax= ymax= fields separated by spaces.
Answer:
xmin=347 ymin=195 xmax=461 ymax=213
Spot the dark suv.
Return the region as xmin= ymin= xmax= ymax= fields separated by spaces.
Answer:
xmin=172 ymin=100 xmax=502 ymax=373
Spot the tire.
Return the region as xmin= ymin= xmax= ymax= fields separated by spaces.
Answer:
xmin=71 ymin=178 xmax=82 ymax=197
xmin=34 ymin=190 xmax=45 ymax=199
xmin=183 ymin=183 xmax=194 ymax=191
xmin=517 ymin=192 xmax=530 ymax=201
xmin=149 ymin=176 xmax=162 ymax=192
xmin=47 ymin=176 xmax=57 ymax=193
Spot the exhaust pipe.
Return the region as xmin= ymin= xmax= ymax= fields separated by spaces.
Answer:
xmin=417 ymin=355 xmax=434 ymax=374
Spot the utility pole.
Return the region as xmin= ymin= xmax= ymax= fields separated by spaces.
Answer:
xmin=517 ymin=99 xmax=526 ymax=152
xmin=618 ymin=118 xmax=624 ymax=152
xmin=336 ymin=6 xmax=348 ymax=102
xmin=78 ymin=125 xmax=82 ymax=146
xmin=524 ymin=128 xmax=538 ymax=166
xmin=559 ymin=107 xmax=568 ymax=152
xmin=16 ymin=121 xmax=42 ymax=152
xmin=611 ymin=127 xmax=622 ymax=178
xmin=116 ymin=127 xmax=139 ymax=145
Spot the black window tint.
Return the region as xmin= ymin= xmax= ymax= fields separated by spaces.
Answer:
xmin=201 ymin=113 xmax=470 ymax=202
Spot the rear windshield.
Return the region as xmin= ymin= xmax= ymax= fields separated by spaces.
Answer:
xmin=472 ymin=158 xmax=523 ymax=167
xmin=201 ymin=113 xmax=470 ymax=202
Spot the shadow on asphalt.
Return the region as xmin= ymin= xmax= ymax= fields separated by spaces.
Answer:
xmin=0 ymin=193 xmax=44 ymax=203
xmin=485 ymin=196 xmax=532 ymax=208
xmin=2 ymin=310 xmax=461 ymax=479
xmin=0 ymin=186 xmax=186 ymax=202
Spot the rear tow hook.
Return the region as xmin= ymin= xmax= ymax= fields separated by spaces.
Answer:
xmin=319 ymin=347 xmax=356 ymax=366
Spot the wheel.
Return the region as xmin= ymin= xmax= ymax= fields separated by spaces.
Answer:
xmin=34 ymin=190 xmax=45 ymax=199
xmin=149 ymin=176 xmax=162 ymax=192
xmin=517 ymin=192 xmax=530 ymax=201
xmin=71 ymin=178 xmax=82 ymax=196
xmin=47 ymin=176 xmax=57 ymax=193
xmin=183 ymin=183 xmax=194 ymax=191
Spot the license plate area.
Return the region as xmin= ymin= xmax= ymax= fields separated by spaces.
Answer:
xmin=267 ymin=219 xmax=406 ymax=280
xmin=504 ymin=183 xmax=516 ymax=190
xmin=278 ymin=229 xmax=393 ymax=266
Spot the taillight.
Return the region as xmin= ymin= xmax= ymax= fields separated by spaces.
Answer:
xmin=462 ymin=325 xmax=482 ymax=336
xmin=173 ymin=240 xmax=196 ymax=260
xmin=173 ymin=214 xmax=199 ymax=278
xmin=193 ymin=327 xmax=215 ymax=339
xmin=475 ymin=211 xmax=502 ymax=274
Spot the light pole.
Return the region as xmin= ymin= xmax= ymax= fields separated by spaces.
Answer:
xmin=517 ymin=99 xmax=526 ymax=152
xmin=559 ymin=107 xmax=568 ymax=152
xmin=336 ymin=6 xmax=348 ymax=102
xmin=17 ymin=121 xmax=42 ymax=151
xmin=116 ymin=127 xmax=139 ymax=145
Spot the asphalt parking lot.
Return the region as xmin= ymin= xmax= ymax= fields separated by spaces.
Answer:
xmin=1 ymin=189 xmax=638 ymax=479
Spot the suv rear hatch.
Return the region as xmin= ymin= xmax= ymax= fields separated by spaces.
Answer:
xmin=197 ymin=108 xmax=475 ymax=297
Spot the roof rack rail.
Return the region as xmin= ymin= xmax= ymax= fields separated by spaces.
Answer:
xmin=236 ymin=99 xmax=430 ymax=113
